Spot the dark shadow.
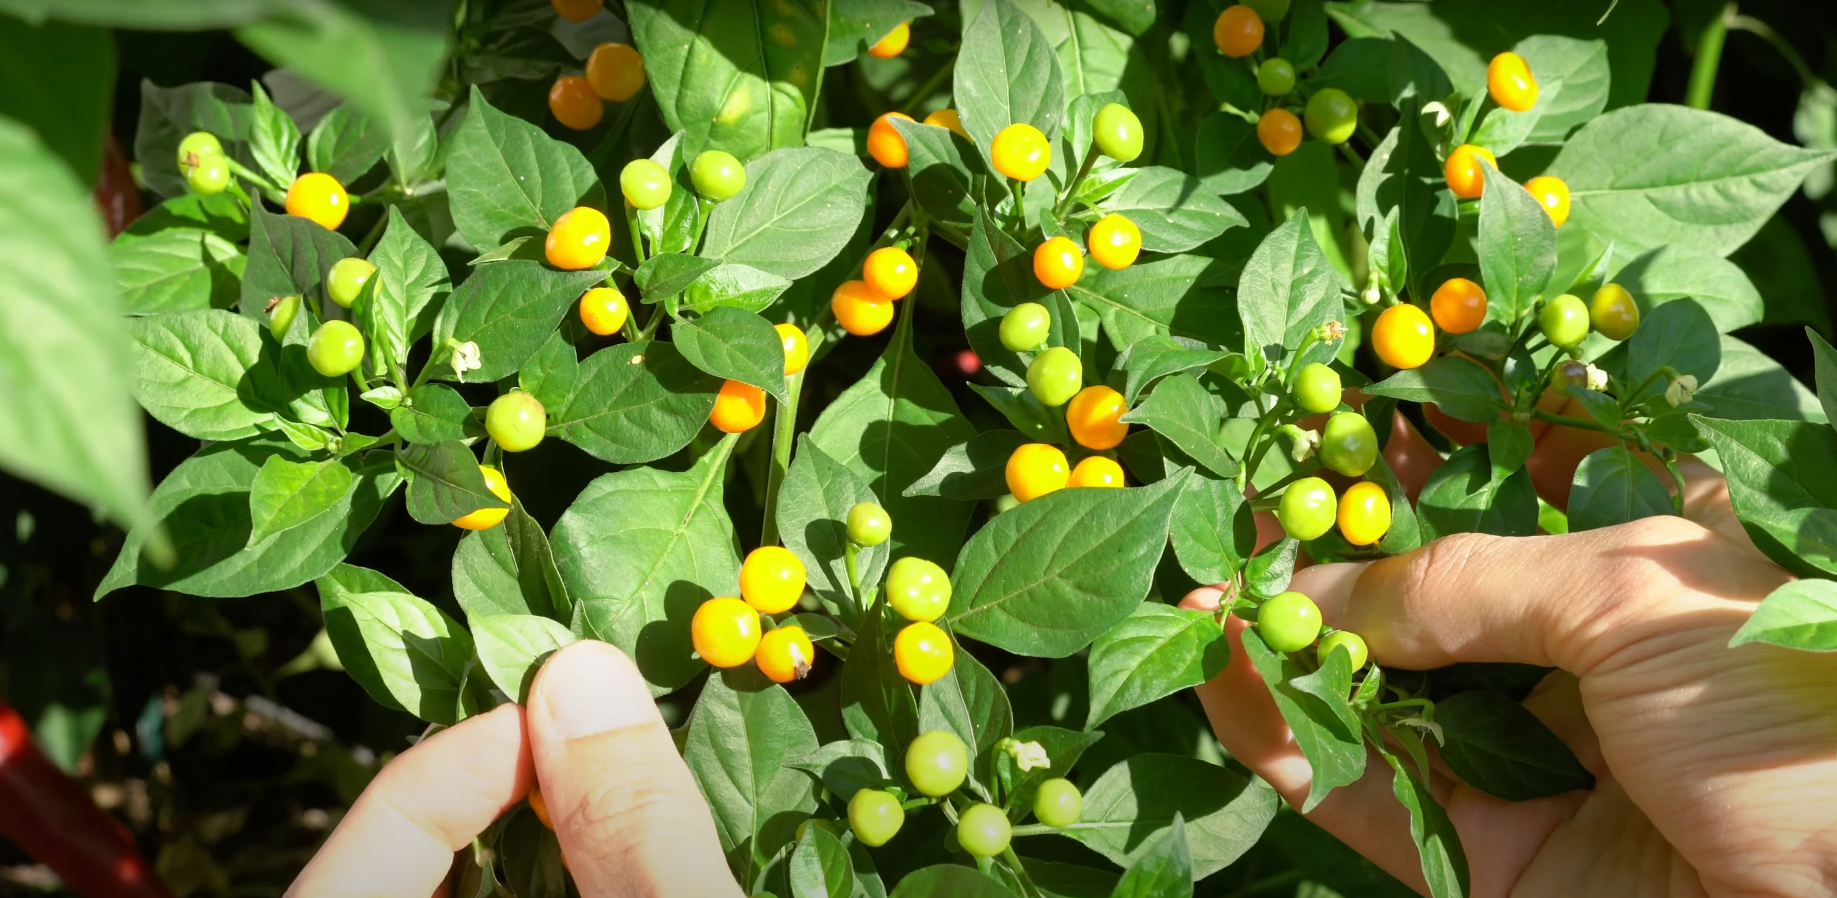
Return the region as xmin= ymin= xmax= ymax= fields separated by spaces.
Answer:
xmin=635 ymin=578 xmax=715 ymax=692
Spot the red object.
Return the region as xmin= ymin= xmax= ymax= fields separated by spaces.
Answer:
xmin=0 ymin=697 xmax=170 ymax=898
xmin=954 ymin=349 xmax=981 ymax=377
xmin=92 ymin=136 xmax=141 ymax=238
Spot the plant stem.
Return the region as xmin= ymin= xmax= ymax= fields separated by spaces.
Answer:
xmin=760 ymin=369 xmax=805 ymax=547
xmin=899 ymin=57 xmax=957 ymax=117
xmin=1000 ymin=847 xmax=1046 ymax=898
xmin=845 ymin=542 xmax=863 ymax=609
xmin=1531 ymin=408 xmax=1612 ymax=433
xmin=356 ymin=210 xmax=389 ymax=255
xmin=623 ymin=201 xmax=647 ymax=266
xmin=690 ymin=196 xmax=716 ymax=255
xmin=1729 ymin=15 xmax=1818 ymax=86
xmin=224 ymin=157 xmax=277 ymax=194
xmin=1686 ymin=3 xmax=1735 ymax=110
xmin=1052 ymin=143 xmax=1099 ymax=222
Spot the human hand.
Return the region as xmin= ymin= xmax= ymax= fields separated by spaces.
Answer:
xmin=286 ymin=641 xmax=740 ymax=897
xmin=1186 ymin=418 xmax=1837 ymax=896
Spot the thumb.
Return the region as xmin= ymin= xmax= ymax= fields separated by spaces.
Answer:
xmin=525 ymin=641 xmax=740 ymax=897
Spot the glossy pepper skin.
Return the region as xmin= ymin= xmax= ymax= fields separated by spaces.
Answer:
xmin=0 ymin=698 xmax=172 ymax=898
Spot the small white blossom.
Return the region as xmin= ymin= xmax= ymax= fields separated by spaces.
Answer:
xmin=1361 ymin=283 xmax=1383 ymax=306
xmin=1665 ymin=373 xmax=1699 ymax=407
xmin=1288 ymin=427 xmax=1319 ymax=464
xmin=999 ymin=739 xmax=1051 ymax=772
xmin=451 ymin=341 xmax=482 ymax=382
xmin=1585 ymin=364 xmax=1608 ymax=392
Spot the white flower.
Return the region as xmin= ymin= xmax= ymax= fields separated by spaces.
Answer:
xmin=1361 ymin=283 xmax=1383 ymax=306
xmin=451 ymin=341 xmax=482 ymax=382
xmin=1000 ymin=739 xmax=1051 ymax=772
xmin=1289 ymin=428 xmax=1319 ymax=464
xmin=1585 ymin=364 xmax=1608 ymax=392
xmin=1665 ymin=374 xmax=1699 ymax=407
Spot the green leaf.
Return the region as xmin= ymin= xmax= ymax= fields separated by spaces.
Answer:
xmin=1243 ymin=538 xmax=1299 ymax=599
xmin=680 ymin=262 xmax=796 ymax=314
xmin=389 ymin=383 xmax=475 ymax=445
xmin=948 ymin=472 xmax=1188 ymax=657
xmin=125 ymin=191 xmax=250 ymax=243
xmin=1695 ymin=337 xmax=1822 ymax=424
xmin=672 ymin=307 xmax=789 ymax=403
xmin=1373 ymin=455 xmax=1424 ymax=554
xmin=451 ymin=495 xmax=569 ymax=623
xmin=1239 ymin=627 xmax=1364 ymax=811
xmin=1376 ymin=742 xmax=1469 ymax=898
xmin=132 ymin=80 xmax=256 ymax=198
xmin=472 ymin=614 xmax=578 ymax=703
xmin=236 ymin=2 xmax=452 ymax=153
xmin=1237 ymin=212 xmax=1341 ymax=373
xmin=1354 ymin=118 xmax=1456 ymax=300
xmin=240 ymin=205 xmax=357 ymax=321
xmin=1469 ymin=36 xmax=1610 ymax=155
xmin=1066 ymin=753 xmax=1279 ymax=881
xmin=1327 ymin=0 xmax=1665 ymax=110
xmin=685 ymin=669 xmax=819 ymax=878
xmin=360 ymin=206 xmax=450 ymax=370
xmin=1692 ymin=416 xmax=1837 ymax=579
xmin=445 ymin=86 xmax=606 ymax=251
xmin=635 ymin=252 xmax=722 ymax=305
xmin=246 ymin=454 xmax=353 ymax=546
xmin=1477 ymin=165 xmax=1556 ymax=327
xmin=1436 ymin=690 xmax=1595 ymax=801
xmin=1486 ymin=421 xmax=1533 ymax=478
xmin=398 ymin=440 xmax=507 ymax=526
xmin=1612 ymin=243 xmax=1763 ymax=333
xmin=1365 ymin=356 xmax=1506 ymax=424
xmin=0 ymin=15 xmax=111 ymax=185
xmin=1117 ymin=337 xmax=1230 ymax=406
xmin=125 ymin=309 xmax=292 ymax=441
xmin=317 ymin=563 xmax=473 ymax=723
xmin=631 ymin=133 xmax=703 ymax=258
xmin=1729 ymin=579 xmax=1837 ymax=652
xmin=970 ymin=383 xmax=1071 ymax=444
xmin=112 ymin=226 xmax=244 ymax=313
xmin=954 ymin=0 xmax=1065 ymax=169
xmin=1618 ymin=298 xmax=1720 ymax=407
xmin=1548 ymin=104 xmax=1835 ymax=256
xmin=1101 ymin=166 xmax=1247 ymax=253
xmin=839 ymin=599 xmax=919 ymax=758
xmin=431 ymin=261 xmax=609 ymax=383
xmin=919 ymin=649 xmax=1012 ymax=798
xmin=628 ymin=0 xmax=824 ymax=162
xmin=889 ymin=867 xmax=1018 ymax=898
xmin=785 ymin=738 xmax=894 ymax=799
xmin=789 ymin=824 xmax=856 ymax=898
xmin=962 ymin=209 xmax=1080 ymax=388
xmin=1182 ymin=0 xmax=1255 ymax=111
xmin=905 ymin=430 xmax=1031 ymax=501
xmin=1416 ymin=444 xmax=1539 ymax=541
xmin=1108 ymin=814 xmax=1191 ymax=898
xmin=1815 ymin=331 xmax=1837 ymax=426
xmin=96 ymin=438 xmax=398 ymax=599
xmin=1170 ymin=472 xmax=1253 ymax=586
xmin=246 ymin=81 xmax=302 ymax=191
xmin=1069 ymin=254 xmax=1240 ymax=351
xmin=890 ymin=116 xmax=981 ymax=231
xmin=1117 ymin=374 xmax=1237 ymax=478
xmin=1086 ymin=604 xmax=1229 ymax=729
xmin=544 ymin=341 xmax=721 ymax=465
xmin=1194 ymin=113 xmax=1271 ymax=197
xmin=825 ymin=0 xmax=933 ymax=65
xmin=776 ymin=437 xmax=889 ymax=627
xmin=810 ymin=319 xmax=978 ymax=566
xmin=306 ymin=105 xmax=388 ymax=184
xmin=551 ymin=442 xmax=741 ymax=694
xmin=1310 ymin=36 xmax=1392 ymax=102
xmin=1567 ymin=445 xmax=1673 ymax=532
xmin=699 ymin=147 xmax=873 ymax=281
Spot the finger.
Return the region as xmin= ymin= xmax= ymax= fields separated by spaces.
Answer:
xmin=286 ymin=704 xmax=532 ymax=898
xmin=1303 ymin=516 xmax=1751 ymax=674
xmin=1382 ymin=411 xmax=1443 ymax=501
xmin=525 ymin=641 xmax=740 ymax=898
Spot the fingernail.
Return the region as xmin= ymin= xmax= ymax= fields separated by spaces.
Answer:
xmin=537 ymin=642 xmax=659 ymax=739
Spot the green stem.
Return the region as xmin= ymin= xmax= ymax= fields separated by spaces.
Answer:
xmin=1531 ymin=408 xmax=1612 ymax=433
xmin=690 ymin=196 xmax=716 ymax=255
xmin=1729 ymin=15 xmax=1819 ymax=86
xmin=1685 ymin=3 xmax=1734 ymax=110
xmin=1374 ymin=697 xmax=1434 ymax=715
xmin=624 ymin=200 xmax=647 ymax=265
xmin=224 ymin=157 xmax=277 ymax=194
xmin=760 ymin=367 xmax=805 ymax=547
xmin=1336 ymin=140 xmax=1366 ymax=173
xmin=1664 ymin=451 xmax=1687 ymax=516
xmin=1000 ymin=847 xmax=1046 ymax=898
xmin=356 ymin=210 xmax=389 ymax=255
xmin=1052 ymin=143 xmax=1099 ymax=222
xmin=899 ymin=57 xmax=957 ymax=117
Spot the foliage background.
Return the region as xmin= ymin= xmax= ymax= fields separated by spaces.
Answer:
xmin=2 ymin=0 xmax=1837 ymax=893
